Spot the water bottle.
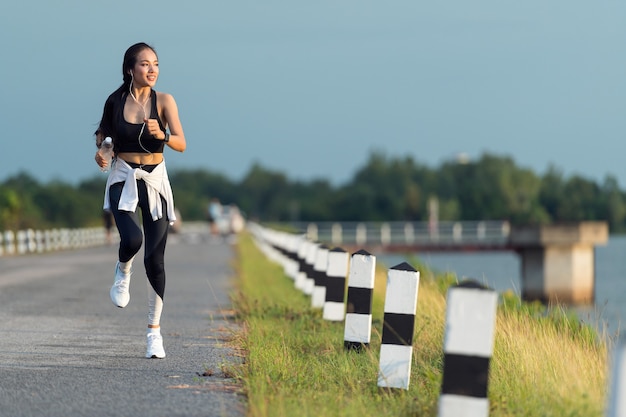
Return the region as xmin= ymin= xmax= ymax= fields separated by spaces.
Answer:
xmin=99 ymin=137 xmax=114 ymax=172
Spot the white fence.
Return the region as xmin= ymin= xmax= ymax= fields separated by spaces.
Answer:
xmin=0 ymin=227 xmax=109 ymax=256
xmin=0 ymin=221 xmax=214 ymax=257
xmin=288 ymin=221 xmax=511 ymax=248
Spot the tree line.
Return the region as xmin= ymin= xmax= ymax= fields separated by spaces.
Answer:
xmin=1 ymin=152 xmax=624 ymax=233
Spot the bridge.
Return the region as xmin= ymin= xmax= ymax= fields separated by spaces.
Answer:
xmin=289 ymin=220 xmax=511 ymax=253
xmin=261 ymin=221 xmax=609 ymax=305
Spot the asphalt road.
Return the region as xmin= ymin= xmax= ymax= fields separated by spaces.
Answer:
xmin=0 ymin=229 xmax=245 ymax=417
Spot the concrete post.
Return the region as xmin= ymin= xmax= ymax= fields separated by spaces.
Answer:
xmin=285 ymin=234 xmax=302 ymax=281
xmin=303 ymin=242 xmax=318 ymax=296
xmin=331 ymin=223 xmax=342 ymax=245
xmin=344 ymin=250 xmax=376 ymax=351
xmin=323 ymin=247 xmax=349 ymax=321
xmin=510 ymin=222 xmax=608 ymax=304
xmin=35 ymin=230 xmax=45 ymax=253
xmin=377 ymin=262 xmax=419 ymax=390
xmin=17 ymin=230 xmax=27 ymax=255
xmin=311 ymin=244 xmax=329 ymax=307
xmin=295 ymin=238 xmax=310 ymax=291
xmin=438 ymin=281 xmax=497 ymax=417
xmin=5 ymin=230 xmax=15 ymax=254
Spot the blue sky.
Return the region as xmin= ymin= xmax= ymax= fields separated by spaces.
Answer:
xmin=1 ymin=1 xmax=625 ymax=187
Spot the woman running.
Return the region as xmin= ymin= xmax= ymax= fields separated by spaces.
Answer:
xmin=94 ymin=42 xmax=186 ymax=358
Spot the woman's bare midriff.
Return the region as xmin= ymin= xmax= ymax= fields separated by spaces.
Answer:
xmin=118 ymin=152 xmax=164 ymax=166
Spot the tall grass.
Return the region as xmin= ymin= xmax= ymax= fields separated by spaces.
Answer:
xmin=232 ymin=233 xmax=609 ymax=416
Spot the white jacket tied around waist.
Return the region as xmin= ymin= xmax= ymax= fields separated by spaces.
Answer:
xmin=103 ymin=158 xmax=177 ymax=225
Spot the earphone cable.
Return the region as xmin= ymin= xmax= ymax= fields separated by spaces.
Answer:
xmin=129 ymin=73 xmax=153 ymax=157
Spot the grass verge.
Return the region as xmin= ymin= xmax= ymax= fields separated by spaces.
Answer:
xmin=231 ymin=232 xmax=609 ymax=416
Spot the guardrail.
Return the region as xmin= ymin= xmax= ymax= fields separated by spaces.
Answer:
xmin=286 ymin=221 xmax=511 ymax=249
xmin=0 ymin=221 xmax=213 ymax=257
xmin=0 ymin=227 xmax=110 ymax=256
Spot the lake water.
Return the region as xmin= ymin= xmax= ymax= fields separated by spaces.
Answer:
xmin=380 ymin=235 xmax=626 ymax=336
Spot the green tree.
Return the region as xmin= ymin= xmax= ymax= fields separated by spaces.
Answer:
xmin=600 ymin=176 xmax=626 ymax=232
xmin=557 ymin=176 xmax=602 ymax=221
xmin=2 ymin=172 xmax=44 ymax=229
xmin=238 ymin=163 xmax=291 ymax=221
xmin=0 ymin=151 xmax=622 ymax=232
xmin=290 ymin=179 xmax=334 ymax=221
xmin=348 ymin=151 xmax=428 ymax=220
xmin=539 ymin=166 xmax=563 ymax=223
xmin=440 ymin=154 xmax=548 ymax=223
xmin=0 ymin=186 xmax=21 ymax=230
xmin=32 ymin=181 xmax=96 ymax=228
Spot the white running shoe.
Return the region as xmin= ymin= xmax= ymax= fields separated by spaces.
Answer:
xmin=146 ymin=333 xmax=166 ymax=358
xmin=110 ymin=262 xmax=131 ymax=308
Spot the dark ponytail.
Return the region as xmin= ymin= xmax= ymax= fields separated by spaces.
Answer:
xmin=95 ymin=42 xmax=157 ymax=147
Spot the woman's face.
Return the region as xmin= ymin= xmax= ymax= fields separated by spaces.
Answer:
xmin=131 ymin=48 xmax=159 ymax=88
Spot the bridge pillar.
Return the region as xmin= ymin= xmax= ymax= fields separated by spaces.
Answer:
xmin=510 ymin=222 xmax=608 ymax=305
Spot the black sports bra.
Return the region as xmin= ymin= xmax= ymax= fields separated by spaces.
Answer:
xmin=116 ymin=90 xmax=166 ymax=154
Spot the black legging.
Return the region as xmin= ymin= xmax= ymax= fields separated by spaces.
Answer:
xmin=108 ymin=180 xmax=169 ymax=300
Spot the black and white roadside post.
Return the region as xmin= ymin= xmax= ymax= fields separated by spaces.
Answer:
xmin=438 ymin=281 xmax=497 ymax=417
xmin=607 ymin=335 xmax=626 ymax=417
xmin=323 ymin=247 xmax=349 ymax=321
xmin=284 ymin=233 xmax=301 ymax=282
xmin=294 ymin=238 xmax=310 ymax=292
xmin=344 ymin=250 xmax=376 ymax=351
xmin=311 ymin=244 xmax=330 ymax=308
xmin=377 ymin=262 xmax=419 ymax=390
xmin=302 ymin=241 xmax=319 ymax=296
xmin=252 ymin=226 xmax=274 ymax=261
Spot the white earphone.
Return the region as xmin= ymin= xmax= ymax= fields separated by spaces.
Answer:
xmin=128 ymin=69 xmax=151 ymax=156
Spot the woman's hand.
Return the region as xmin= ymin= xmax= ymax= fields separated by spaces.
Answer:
xmin=144 ymin=118 xmax=166 ymax=140
xmin=94 ymin=131 xmax=113 ymax=168
xmin=94 ymin=150 xmax=114 ymax=169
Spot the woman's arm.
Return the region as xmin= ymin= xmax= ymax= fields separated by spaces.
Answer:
xmin=94 ymin=128 xmax=114 ymax=169
xmin=94 ymin=95 xmax=116 ymax=167
xmin=95 ymin=129 xmax=104 ymax=148
xmin=155 ymin=92 xmax=186 ymax=153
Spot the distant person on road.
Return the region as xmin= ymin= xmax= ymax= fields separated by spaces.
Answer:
xmin=102 ymin=209 xmax=114 ymax=245
xmin=227 ymin=204 xmax=245 ymax=234
xmin=94 ymin=42 xmax=186 ymax=359
xmin=207 ymin=198 xmax=222 ymax=235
